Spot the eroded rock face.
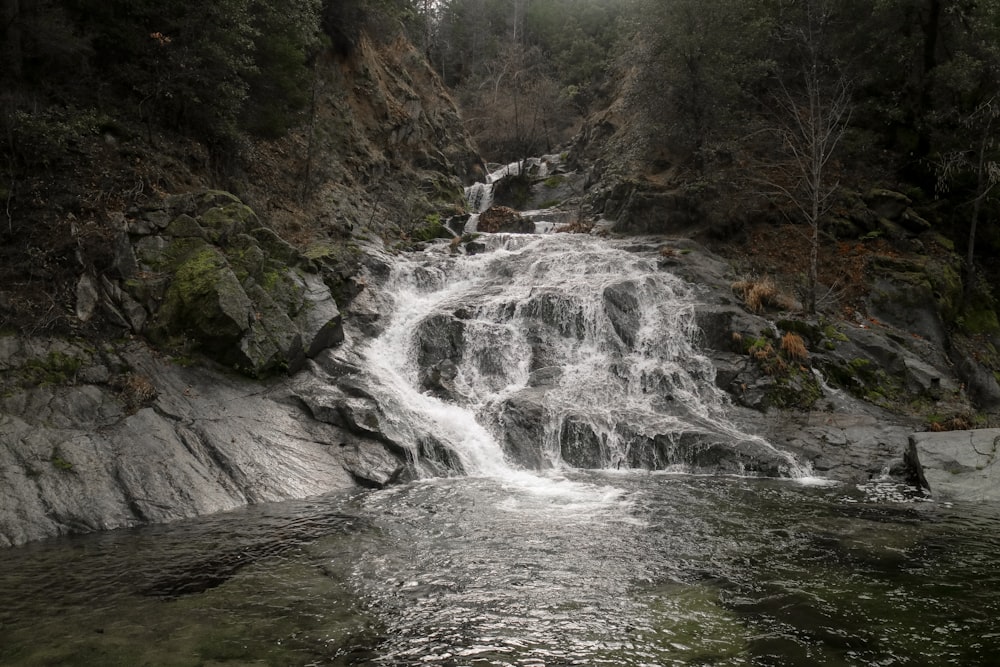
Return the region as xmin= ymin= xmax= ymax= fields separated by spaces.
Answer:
xmin=0 ymin=338 xmax=409 ymax=548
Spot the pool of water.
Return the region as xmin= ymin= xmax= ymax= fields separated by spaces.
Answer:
xmin=0 ymin=471 xmax=997 ymax=666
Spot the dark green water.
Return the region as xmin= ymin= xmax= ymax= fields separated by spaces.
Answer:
xmin=0 ymin=472 xmax=997 ymax=666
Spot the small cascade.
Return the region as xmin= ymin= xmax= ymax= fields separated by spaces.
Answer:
xmin=463 ymin=157 xmax=556 ymax=233
xmin=356 ymin=233 xmax=802 ymax=478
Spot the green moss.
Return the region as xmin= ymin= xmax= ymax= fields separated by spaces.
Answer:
xmin=199 ymin=202 xmax=256 ymax=230
xmin=538 ymin=199 xmax=562 ymax=209
xmin=822 ymin=325 xmax=849 ymax=342
xmin=22 ymin=351 xmax=83 ymax=386
xmin=411 ymin=213 xmax=448 ymax=242
xmin=174 ymin=247 xmax=227 ymax=301
xmin=50 ymin=452 xmax=74 ymax=472
xmin=821 ymin=357 xmax=902 ymax=409
xmin=543 ymin=175 xmax=565 ymax=188
xmin=961 ymin=307 xmax=1000 ymax=335
xmin=761 ymin=361 xmax=823 ymax=410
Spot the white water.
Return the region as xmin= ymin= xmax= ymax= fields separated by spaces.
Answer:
xmin=357 ymin=233 xmax=801 ymax=479
xmin=465 ymin=156 xmax=558 ymax=232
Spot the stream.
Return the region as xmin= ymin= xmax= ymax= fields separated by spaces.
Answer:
xmin=2 ymin=230 xmax=998 ymax=665
xmin=0 ymin=473 xmax=998 ymax=665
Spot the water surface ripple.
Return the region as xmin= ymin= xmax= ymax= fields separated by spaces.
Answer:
xmin=1 ymin=473 xmax=997 ymax=666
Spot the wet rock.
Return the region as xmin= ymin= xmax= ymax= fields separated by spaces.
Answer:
xmin=415 ymin=313 xmax=465 ymax=390
xmin=603 ymin=281 xmax=641 ymax=349
xmin=522 ymin=292 xmax=586 ymax=340
xmin=907 ymin=429 xmax=1000 ymax=502
xmin=0 ymin=339 xmax=412 ymax=547
xmin=559 ymin=416 xmax=607 ymax=468
xmin=497 ymin=388 xmax=553 ymax=469
xmin=477 ymin=205 xmax=534 ymax=234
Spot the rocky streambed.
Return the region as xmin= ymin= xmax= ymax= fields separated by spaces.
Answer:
xmin=2 ymin=203 xmax=999 ymax=546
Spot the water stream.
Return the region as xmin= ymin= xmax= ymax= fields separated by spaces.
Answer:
xmin=1 ymin=232 xmax=998 ymax=665
xmin=1 ymin=473 xmax=998 ymax=665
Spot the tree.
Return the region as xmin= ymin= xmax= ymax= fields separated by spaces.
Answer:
xmin=759 ymin=0 xmax=852 ymax=315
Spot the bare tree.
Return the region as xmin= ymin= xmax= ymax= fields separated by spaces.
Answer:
xmin=760 ymin=1 xmax=852 ymax=315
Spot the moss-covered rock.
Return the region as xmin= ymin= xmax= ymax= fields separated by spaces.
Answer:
xmin=124 ymin=190 xmax=345 ymax=378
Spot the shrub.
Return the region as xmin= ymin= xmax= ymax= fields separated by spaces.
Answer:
xmin=732 ymin=275 xmax=798 ymax=313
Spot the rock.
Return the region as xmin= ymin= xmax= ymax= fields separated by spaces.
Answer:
xmin=101 ymin=276 xmax=147 ymax=333
xmin=521 ymin=292 xmax=585 ymax=340
xmin=953 ymin=351 xmax=1000 ymax=411
xmin=864 ymin=188 xmax=911 ymax=220
xmin=152 ymin=241 xmax=254 ymax=344
xmin=497 ymin=388 xmax=553 ymax=469
xmin=907 ymin=429 xmax=1000 ymax=502
xmin=0 ymin=341 xmax=407 ymax=547
xmin=477 ymin=205 xmax=534 ymax=233
xmin=126 ymin=191 xmax=349 ymax=377
xmin=866 ymin=276 xmax=949 ymax=349
xmin=754 ymin=409 xmax=914 ymax=482
xmin=415 ymin=313 xmax=465 ymax=390
xmin=559 ymin=416 xmax=606 ymax=468
xmin=293 ymin=272 xmax=344 ymax=358
xmin=75 ymin=274 xmax=100 ymax=322
xmin=603 ymin=281 xmax=641 ymax=349
xmin=610 ymin=185 xmax=702 ymax=234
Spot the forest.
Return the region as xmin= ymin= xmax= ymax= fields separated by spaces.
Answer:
xmin=1 ymin=0 xmax=999 ymax=328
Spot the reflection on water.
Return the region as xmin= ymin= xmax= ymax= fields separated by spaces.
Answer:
xmin=1 ymin=472 xmax=998 ymax=666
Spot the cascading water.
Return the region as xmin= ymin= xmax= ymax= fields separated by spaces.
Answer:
xmin=464 ymin=157 xmax=555 ymax=232
xmin=356 ymin=233 xmax=802 ymax=478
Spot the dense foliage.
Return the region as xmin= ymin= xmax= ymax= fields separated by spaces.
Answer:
xmin=408 ymin=0 xmax=622 ymax=159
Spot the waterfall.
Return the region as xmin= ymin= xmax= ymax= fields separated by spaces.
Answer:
xmin=464 ymin=157 xmax=555 ymax=232
xmin=356 ymin=234 xmax=801 ymax=478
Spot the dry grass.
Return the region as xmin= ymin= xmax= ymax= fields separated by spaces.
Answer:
xmin=732 ymin=275 xmax=797 ymax=313
xmin=113 ymin=372 xmax=157 ymax=412
xmin=928 ymin=414 xmax=974 ymax=432
xmin=780 ymin=332 xmax=809 ymax=361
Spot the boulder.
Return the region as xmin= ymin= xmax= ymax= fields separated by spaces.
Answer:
xmin=907 ymin=429 xmax=1000 ymax=502
xmin=415 ymin=313 xmax=466 ymax=390
xmin=497 ymin=388 xmax=553 ymax=469
xmin=477 ymin=205 xmax=534 ymax=233
xmin=124 ymin=190 xmax=350 ymax=378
